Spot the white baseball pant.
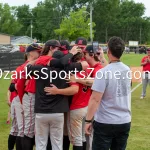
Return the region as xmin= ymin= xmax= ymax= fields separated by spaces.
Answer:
xmin=67 ymin=107 xmax=88 ymax=146
xmin=22 ymin=92 xmax=35 ymax=138
xmin=10 ymin=96 xmax=24 ymax=137
xmin=35 ymin=113 xmax=64 ymax=150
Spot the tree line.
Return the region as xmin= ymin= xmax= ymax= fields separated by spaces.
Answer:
xmin=0 ymin=0 xmax=150 ymax=44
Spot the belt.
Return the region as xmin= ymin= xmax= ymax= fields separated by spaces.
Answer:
xmin=25 ymin=91 xmax=28 ymax=95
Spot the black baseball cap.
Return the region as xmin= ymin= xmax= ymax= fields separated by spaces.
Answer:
xmin=84 ymin=45 xmax=94 ymax=53
xmin=75 ymin=37 xmax=87 ymax=49
xmin=45 ymin=40 xmax=61 ymax=48
xmin=26 ymin=43 xmax=41 ymax=53
xmin=52 ymin=50 xmax=64 ymax=59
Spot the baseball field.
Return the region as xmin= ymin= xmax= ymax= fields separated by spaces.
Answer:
xmin=0 ymin=53 xmax=150 ymax=150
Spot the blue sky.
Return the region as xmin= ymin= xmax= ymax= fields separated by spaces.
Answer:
xmin=1 ymin=0 xmax=150 ymax=17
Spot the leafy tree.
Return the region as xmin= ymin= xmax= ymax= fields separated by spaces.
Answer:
xmin=16 ymin=4 xmax=33 ymax=36
xmin=0 ymin=3 xmax=21 ymax=35
xmin=55 ymin=7 xmax=96 ymax=41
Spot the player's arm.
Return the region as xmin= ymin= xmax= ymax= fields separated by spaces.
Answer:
xmin=7 ymin=90 xmax=11 ymax=106
xmin=44 ymin=84 xmax=79 ymax=96
xmin=25 ymin=64 xmax=45 ymax=76
xmin=75 ymin=78 xmax=94 ymax=87
xmin=66 ymin=74 xmax=94 ymax=87
xmin=49 ymin=46 xmax=82 ymax=68
xmin=141 ymin=59 xmax=148 ymax=66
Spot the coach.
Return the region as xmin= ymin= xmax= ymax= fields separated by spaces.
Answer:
xmin=85 ymin=36 xmax=131 ymax=150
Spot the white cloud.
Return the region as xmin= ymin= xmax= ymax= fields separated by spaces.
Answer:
xmin=0 ymin=0 xmax=42 ymax=8
xmin=134 ymin=0 xmax=150 ymax=17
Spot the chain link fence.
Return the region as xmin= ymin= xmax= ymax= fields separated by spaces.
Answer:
xmin=0 ymin=52 xmax=25 ymax=71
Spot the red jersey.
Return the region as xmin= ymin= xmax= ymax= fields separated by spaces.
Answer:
xmin=91 ymin=63 xmax=103 ymax=77
xmin=141 ymin=56 xmax=150 ymax=72
xmin=10 ymin=91 xmax=17 ymax=103
xmin=70 ymin=70 xmax=91 ymax=110
xmin=16 ymin=61 xmax=29 ymax=103
xmin=25 ymin=56 xmax=53 ymax=93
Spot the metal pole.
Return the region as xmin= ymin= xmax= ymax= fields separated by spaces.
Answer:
xmin=90 ymin=3 xmax=93 ymax=43
xmin=140 ymin=27 xmax=142 ymax=44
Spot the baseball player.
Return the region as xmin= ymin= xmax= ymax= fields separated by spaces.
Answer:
xmin=16 ymin=43 xmax=42 ymax=150
xmin=7 ymin=53 xmax=28 ymax=150
xmin=25 ymin=45 xmax=85 ymax=150
xmin=66 ymin=45 xmax=105 ymax=150
xmin=8 ymin=62 xmax=29 ymax=150
xmin=44 ymin=52 xmax=91 ymax=150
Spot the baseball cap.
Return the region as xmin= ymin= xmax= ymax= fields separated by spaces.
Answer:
xmin=75 ymin=37 xmax=87 ymax=49
xmin=84 ymin=45 xmax=95 ymax=53
xmin=26 ymin=43 xmax=41 ymax=53
xmin=52 ymin=50 xmax=64 ymax=59
xmin=45 ymin=40 xmax=61 ymax=48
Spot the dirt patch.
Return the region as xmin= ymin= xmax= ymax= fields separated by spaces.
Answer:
xmin=130 ymin=67 xmax=142 ymax=83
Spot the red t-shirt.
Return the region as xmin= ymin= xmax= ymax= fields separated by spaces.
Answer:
xmin=141 ymin=56 xmax=150 ymax=72
xmin=10 ymin=91 xmax=17 ymax=103
xmin=16 ymin=61 xmax=29 ymax=103
xmin=91 ymin=63 xmax=103 ymax=78
xmin=25 ymin=56 xmax=53 ymax=93
xmin=70 ymin=70 xmax=92 ymax=110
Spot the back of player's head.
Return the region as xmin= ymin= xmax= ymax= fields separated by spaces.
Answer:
xmin=108 ymin=36 xmax=125 ymax=59
xmin=60 ymin=40 xmax=70 ymax=55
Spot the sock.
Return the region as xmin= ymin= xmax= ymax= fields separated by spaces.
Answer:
xmin=46 ymin=136 xmax=52 ymax=150
xmin=63 ymin=136 xmax=70 ymax=150
xmin=22 ymin=135 xmax=34 ymax=150
xmin=73 ymin=146 xmax=83 ymax=150
xmin=16 ymin=136 xmax=24 ymax=150
xmin=83 ymin=142 xmax=87 ymax=150
xmin=8 ymin=134 xmax=17 ymax=150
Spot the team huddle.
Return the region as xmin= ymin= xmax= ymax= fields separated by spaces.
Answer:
xmin=7 ymin=37 xmax=108 ymax=150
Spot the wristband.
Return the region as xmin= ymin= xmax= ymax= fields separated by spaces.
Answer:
xmin=85 ymin=119 xmax=93 ymax=123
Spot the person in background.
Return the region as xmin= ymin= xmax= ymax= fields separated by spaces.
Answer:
xmin=85 ymin=36 xmax=131 ymax=150
xmin=140 ymin=48 xmax=150 ymax=99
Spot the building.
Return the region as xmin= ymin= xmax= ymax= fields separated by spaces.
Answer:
xmin=0 ymin=33 xmax=11 ymax=45
xmin=11 ymin=36 xmax=34 ymax=45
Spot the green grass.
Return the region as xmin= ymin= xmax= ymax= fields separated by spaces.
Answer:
xmin=0 ymin=53 xmax=150 ymax=150
xmin=104 ymin=52 xmax=145 ymax=67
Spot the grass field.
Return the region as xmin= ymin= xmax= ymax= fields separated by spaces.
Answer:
xmin=0 ymin=53 xmax=150 ymax=150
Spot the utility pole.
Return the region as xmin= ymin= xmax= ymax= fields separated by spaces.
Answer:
xmin=140 ymin=27 xmax=142 ymax=44
xmin=31 ymin=20 xmax=33 ymax=39
xmin=90 ymin=3 xmax=93 ymax=43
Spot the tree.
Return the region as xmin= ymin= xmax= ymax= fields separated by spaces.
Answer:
xmin=16 ymin=4 xmax=33 ymax=36
xmin=54 ymin=7 xmax=96 ymax=41
xmin=0 ymin=3 xmax=21 ymax=35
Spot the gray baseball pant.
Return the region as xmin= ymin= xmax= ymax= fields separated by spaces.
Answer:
xmin=22 ymin=93 xmax=35 ymax=138
xmin=141 ymin=73 xmax=150 ymax=97
xmin=67 ymin=107 xmax=88 ymax=146
xmin=35 ymin=113 xmax=64 ymax=150
xmin=10 ymin=96 xmax=24 ymax=137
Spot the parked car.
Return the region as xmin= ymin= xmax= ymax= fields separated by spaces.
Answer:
xmin=138 ymin=46 xmax=147 ymax=54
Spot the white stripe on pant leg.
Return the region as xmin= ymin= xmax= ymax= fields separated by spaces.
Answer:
xmin=14 ymin=96 xmax=24 ymax=137
xmin=23 ymin=93 xmax=35 ymax=138
xmin=10 ymin=99 xmax=18 ymax=136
